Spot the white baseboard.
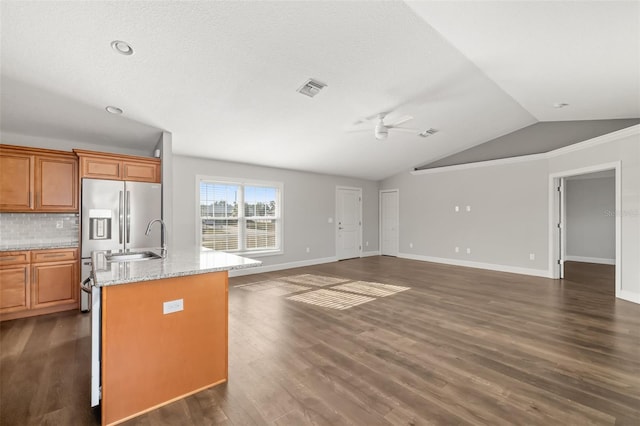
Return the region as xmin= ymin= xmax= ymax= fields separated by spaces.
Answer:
xmin=618 ymin=290 xmax=640 ymax=304
xmin=228 ymin=256 xmax=338 ymax=277
xmin=565 ymin=255 xmax=615 ymax=265
xmin=361 ymin=250 xmax=380 ymax=257
xmin=397 ymin=252 xmax=552 ymax=278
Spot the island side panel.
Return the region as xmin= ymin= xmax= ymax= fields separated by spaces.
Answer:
xmin=101 ymin=271 xmax=228 ymax=426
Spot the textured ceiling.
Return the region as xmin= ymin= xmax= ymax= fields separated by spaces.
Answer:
xmin=1 ymin=1 xmax=638 ymax=181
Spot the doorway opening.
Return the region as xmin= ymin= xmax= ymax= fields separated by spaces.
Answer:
xmin=549 ymin=162 xmax=621 ymax=298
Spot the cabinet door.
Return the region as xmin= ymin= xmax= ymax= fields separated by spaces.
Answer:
xmin=80 ymin=157 xmax=122 ymax=179
xmin=122 ymin=161 xmax=160 ymax=183
xmin=31 ymin=262 xmax=77 ymax=309
xmin=35 ymin=156 xmax=78 ymax=211
xmin=0 ymin=265 xmax=30 ymax=313
xmin=0 ymin=153 xmax=33 ymax=211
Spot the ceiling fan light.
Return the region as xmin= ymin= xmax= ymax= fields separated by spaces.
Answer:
xmin=375 ymin=127 xmax=388 ymax=140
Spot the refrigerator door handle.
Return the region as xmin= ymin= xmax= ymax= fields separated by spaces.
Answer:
xmin=126 ymin=190 xmax=131 ymax=244
xmin=118 ymin=191 xmax=124 ymax=244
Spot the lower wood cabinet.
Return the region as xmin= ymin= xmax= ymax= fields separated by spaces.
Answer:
xmin=0 ymin=248 xmax=78 ymax=321
xmin=32 ymin=261 xmax=77 ymax=309
xmin=0 ymin=261 xmax=30 ymax=314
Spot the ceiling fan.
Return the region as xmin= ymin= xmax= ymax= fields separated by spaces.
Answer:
xmin=349 ymin=112 xmax=435 ymax=140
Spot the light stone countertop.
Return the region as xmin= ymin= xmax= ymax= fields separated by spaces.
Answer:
xmin=0 ymin=241 xmax=79 ymax=252
xmin=92 ymin=247 xmax=261 ymax=287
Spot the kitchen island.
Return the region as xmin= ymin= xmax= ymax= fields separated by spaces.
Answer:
xmin=91 ymin=248 xmax=260 ymax=426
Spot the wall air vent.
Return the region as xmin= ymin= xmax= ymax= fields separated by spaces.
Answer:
xmin=418 ymin=128 xmax=438 ymax=138
xmin=297 ymin=79 xmax=327 ymax=98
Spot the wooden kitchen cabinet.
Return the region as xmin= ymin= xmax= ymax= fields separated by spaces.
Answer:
xmin=0 ymin=251 xmax=30 ymax=315
xmin=0 ymin=151 xmax=33 ymax=211
xmin=0 ymin=145 xmax=78 ymax=212
xmin=0 ymin=248 xmax=78 ymax=321
xmin=35 ymin=155 xmax=78 ymax=211
xmin=31 ymin=248 xmax=78 ymax=310
xmin=75 ymin=149 xmax=161 ymax=183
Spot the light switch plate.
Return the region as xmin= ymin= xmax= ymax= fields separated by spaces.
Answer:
xmin=163 ymin=299 xmax=184 ymax=315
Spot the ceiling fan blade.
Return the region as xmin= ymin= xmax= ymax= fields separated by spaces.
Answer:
xmin=345 ymin=127 xmax=371 ymax=133
xmin=390 ymin=127 xmax=420 ymax=134
xmin=386 ymin=115 xmax=413 ymax=127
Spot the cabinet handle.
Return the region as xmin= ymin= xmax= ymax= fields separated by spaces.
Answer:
xmin=0 ymin=257 xmax=17 ymax=261
xmin=42 ymin=254 xmax=66 ymax=258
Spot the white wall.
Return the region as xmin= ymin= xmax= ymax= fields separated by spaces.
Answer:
xmin=382 ymin=159 xmax=549 ymax=274
xmin=172 ymin=155 xmax=379 ymax=271
xmin=381 ymin=126 xmax=640 ymax=303
xmin=565 ymin=176 xmax=615 ymax=263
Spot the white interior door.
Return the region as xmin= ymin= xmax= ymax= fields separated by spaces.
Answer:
xmin=380 ymin=190 xmax=399 ymax=256
xmin=336 ymin=187 xmax=361 ymax=260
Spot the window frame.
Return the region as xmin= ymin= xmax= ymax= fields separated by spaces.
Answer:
xmin=196 ymin=175 xmax=284 ymax=257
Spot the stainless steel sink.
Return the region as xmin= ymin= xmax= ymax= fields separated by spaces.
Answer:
xmin=106 ymin=251 xmax=162 ymax=262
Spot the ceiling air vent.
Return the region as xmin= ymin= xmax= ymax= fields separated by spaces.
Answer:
xmin=297 ymin=79 xmax=327 ymax=98
xmin=418 ymin=128 xmax=438 ymax=138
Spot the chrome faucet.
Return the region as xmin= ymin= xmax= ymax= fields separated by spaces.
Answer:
xmin=145 ymin=219 xmax=167 ymax=258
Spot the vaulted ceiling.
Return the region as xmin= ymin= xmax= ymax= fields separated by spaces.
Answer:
xmin=1 ymin=1 xmax=638 ymax=180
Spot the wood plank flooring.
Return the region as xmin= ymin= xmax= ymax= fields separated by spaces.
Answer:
xmin=1 ymin=257 xmax=638 ymax=425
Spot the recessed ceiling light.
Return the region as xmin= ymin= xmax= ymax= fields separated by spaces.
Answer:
xmin=105 ymin=106 xmax=123 ymax=114
xmin=111 ymin=40 xmax=134 ymax=56
xmin=553 ymin=102 xmax=569 ymax=108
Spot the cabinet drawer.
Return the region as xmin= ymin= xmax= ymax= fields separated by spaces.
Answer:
xmin=0 ymin=251 xmax=30 ymax=266
xmin=31 ymin=249 xmax=77 ymax=263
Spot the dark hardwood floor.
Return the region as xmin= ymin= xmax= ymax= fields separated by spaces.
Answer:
xmin=1 ymin=257 xmax=639 ymax=425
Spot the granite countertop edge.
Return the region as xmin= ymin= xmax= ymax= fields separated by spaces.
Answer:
xmin=0 ymin=242 xmax=79 ymax=252
xmin=92 ymin=248 xmax=262 ymax=287
xmin=96 ymin=262 xmax=260 ymax=287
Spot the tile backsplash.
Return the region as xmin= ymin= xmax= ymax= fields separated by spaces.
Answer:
xmin=0 ymin=213 xmax=79 ymax=249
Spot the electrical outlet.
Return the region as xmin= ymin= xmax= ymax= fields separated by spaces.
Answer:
xmin=455 ymin=206 xmax=460 ymax=212
xmin=466 ymin=248 xmax=471 ymax=254
xmin=466 ymin=205 xmax=471 ymax=212
xmin=163 ymin=299 xmax=184 ymax=315
xmin=409 ymin=242 xmax=413 ymax=249
xmin=529 ymin=253 xmax=535 ymax=261
xmin=328 ymin=217 xmax=333 ymax=223
xmin=455 ymin=247 xmax=459 ymax=253
xmin=365 ymin=241 xmax=369 ymax=247
xmin=306 ymin=247 xmax=310 ymax=253
xmin=56 ymin=220 xmax=63 ymax=229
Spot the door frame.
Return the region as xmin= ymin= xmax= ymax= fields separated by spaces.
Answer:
xmin=379 ymin=189 xmax=399 ymax=256
xmin=335 ymin=186 xmax=362 ymax=260
xmin=548 ymin=161 xmax=621 ymax=298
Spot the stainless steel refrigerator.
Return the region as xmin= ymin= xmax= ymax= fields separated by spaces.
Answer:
xmin=80 ymin=178 xmax=162 ymax=310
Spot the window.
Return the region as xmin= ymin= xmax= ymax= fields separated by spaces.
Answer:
xmin=198 ymin=177 xmax=282 ymax=255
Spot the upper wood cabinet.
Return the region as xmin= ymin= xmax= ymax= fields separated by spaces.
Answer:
xmin=75 ymin=150 xmax=161 ymax=183
xmin=0 ymin=151 xmax=33 ymax=210
xmin=0 ymin=145 xmax=78 ymax=212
